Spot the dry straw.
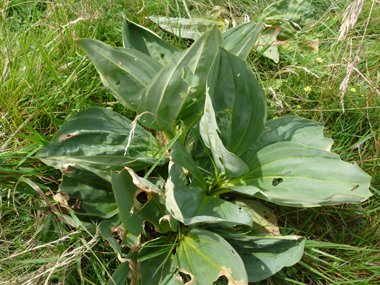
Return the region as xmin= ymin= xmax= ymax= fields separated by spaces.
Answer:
xmin=337 ymin=0 xmax=365 ymax=41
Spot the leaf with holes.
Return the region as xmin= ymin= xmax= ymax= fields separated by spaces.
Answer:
xmin=37 ymin=18 xmax=372 ymax=285
xmin=216 ymin=229 xmax=305 ymax=282
xmin=227 ymin=142 xmax=371 ymax=207
xmin=112 ymin=168 xmax=172 ymax=236
xmin=173 ymin=229 xmax=248 ymax=285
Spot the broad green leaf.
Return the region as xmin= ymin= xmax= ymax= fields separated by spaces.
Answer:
xmin=173 ymin=229 xmax=248 ymax=285
xmin=38 ymin=107 xmax=164 ymax=172
xmin=59 ymin=168 xmax=118 ymax=219
xmin=148 ymin=16 xmax=226 ymax=40
xmin=111 ymin=169 xmax=144 ymax=236
xmin=207 ymin=47 xmax=267 ymax=157
xmin=242 ymin=116 xmax=334 ymax=166
xmin=166 ymin=185 xmax=252 ymax=227
xmin=112 ymin=168 xmax=171 ymax=236
xmin=137 ymin=25 xmax=224 ymax=135
xmin=216 ymin=229 xmax=305 ymax=282
xmin=99 ymin=215 xmax=123 ymax=255
xmin=234 ymin=200 xmax=280 ymax=236
xmin=76 ymin=39 xmax=162 ymax=111
xmin=223 ymin=21 xmax=263 ymax=60
xmin=60 ymin=168 xmax=113 ymax=202
xmin=200 ymin=89 xmax=249 ymax=178
xmin=227 ymin=142 xmax=372 ymax=207
xmin=127 ymin=239 xmax=181 ymax=285
xmin=122 ymin=17 xmax=181 ymax=65
xmin=171 ymin=141 xmax=206 ymax=188
xmin=166 ymin=159 xmax=252 ymax=227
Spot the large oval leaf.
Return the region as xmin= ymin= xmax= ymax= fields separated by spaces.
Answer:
xmin=207 ymin=47 xmax=267 ymax=157
xmin=38 ymin=107 xmax=164 ymax=172
xmin=76 ymin=39 xmax=162 ymax=111
xmin=216 ymin=229 xmax=305 ymax=282
xmin=223 ymin=21 xmax=263 ymax=60
xmin=242 ymin=116 xmax=334 ymax=167
xmin=173 ymin=229 xmax=248 ymax=285
xmin=122 ymin=17 xmax=181 ymax=65
xmin=227 ymin=142 xmax=372 ymax=207
xmin=137 ymin=25 xmax=224 ymax=135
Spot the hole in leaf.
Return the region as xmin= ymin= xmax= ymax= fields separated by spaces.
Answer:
xmin=272 ymin=178 xmax=283 ymax=186
xmin=115 ymin=80 xmax=121 ymax=85
xmin=238 ymin=207 xmax=242 ymax=212
xmin=179 ymin=271 xmax=192 ymax=283
xmin=231 ymin=249 xmax=236 ymax=256
xmin=214 ymin=275 xmax=228 ymax=285
xmin=160 ymin=53 xmax=165 ymax=59
xmin=136 ymin=191 xmax=149 ymax=206
xmin=351 ymin=185 xmax=359 ymax=191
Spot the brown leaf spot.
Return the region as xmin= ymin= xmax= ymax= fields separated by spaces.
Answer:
xmin=59 ymin=131 xmax=79 ymax=142
xmin=118 ymin=60 xmax=122 ymax=66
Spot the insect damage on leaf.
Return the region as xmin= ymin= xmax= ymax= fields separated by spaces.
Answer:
xmin=216 ymin=267 xmax=246 ymax=285
xmin=58 ymin=131 xmax=79 ymax=142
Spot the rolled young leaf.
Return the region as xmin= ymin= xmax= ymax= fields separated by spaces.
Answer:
xmin=173 ymin=229 xmax=248 ymax=285
xmin=227 ymin=142 xmax=372 ymax=207
xmin=38 ymin=107 xmax=164 ymax=172
xmin=223 ymin=21 xmax=263 ymax=60
xmin=242 ymin=115 xmax=334 ymax=167
xmin=207 ymin=46 xmax=267 ymax=157
xmin=137 ymin=25 xmax=224 ymax=135
xmin=122 ymin=17 xmax=181 ymax=65
xmin=76 ymin=39 xmax=162 ymax=111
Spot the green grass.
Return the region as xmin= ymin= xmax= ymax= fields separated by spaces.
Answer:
xmin=1 ymin=0 xmax=380 ymax=284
